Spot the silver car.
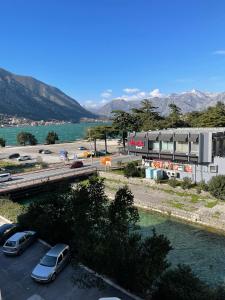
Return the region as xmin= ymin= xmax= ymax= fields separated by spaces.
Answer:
xmin=31 ymin=243 xmax=70 ymax=283
xmin=3 ymin=231 xmax=37 ymax=255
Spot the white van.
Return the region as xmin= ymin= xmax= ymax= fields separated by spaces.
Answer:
xmin=0 ymin=173 xmax=12 ymax=182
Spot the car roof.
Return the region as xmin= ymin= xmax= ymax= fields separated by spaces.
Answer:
xmin=47 ymin=243 xmax=69 ymax=257
xmin=7 ymin=232 xmax=26 ymax=241
xmin=0 ymin=223 xmax=14 ymax=233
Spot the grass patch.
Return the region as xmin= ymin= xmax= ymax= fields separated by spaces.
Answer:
xmin=110 ymin=169 xmax=124 ymax=175
xmin=212 ymin=211 xmax=221 ymax=219
xmin=205 ymin=200 xmax=218 ymax=208
xmin=169 ymin=201 xmax=185 ymax=210
xmin=0 ymin=198 xmax=24 ymax=222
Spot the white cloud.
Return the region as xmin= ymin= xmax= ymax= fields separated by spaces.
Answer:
xmin=123 ymin=88 xmax=140 ymax=94
xmin=149 ymin=89 xmax=162 ymax=97
xmin=100 ymin=89 xmax=112 ymax=98
xmin=84 ymin=100 xmax=98 ymax=109
xmin=213 ymin=50 xmax=225 ymax=55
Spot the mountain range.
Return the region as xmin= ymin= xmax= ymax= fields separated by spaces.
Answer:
xmin=0 ymin=68 xmax=95 ymax=121
xmin=89 ymin=89 xmax=225 ymax=117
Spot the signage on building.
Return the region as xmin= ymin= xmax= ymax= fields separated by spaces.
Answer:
xmin=151 ymin=160 xmax=192 ymax=173
xmin=128 ymin=138 xmax=145 ymax=149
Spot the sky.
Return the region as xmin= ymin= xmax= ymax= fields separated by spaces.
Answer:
xmin=1 ymin=0 xmax=225 ymax=108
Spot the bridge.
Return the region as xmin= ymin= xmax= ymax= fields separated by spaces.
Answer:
xmin=0 ymin=165 xmax=97 ymax=199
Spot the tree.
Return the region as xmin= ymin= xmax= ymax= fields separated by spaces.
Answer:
xmin=152 ymin=264 xmax=213 ymax=300
xmin=17 ymin=131 xmax=37 ymax=145
xmin=46 ymin=131 xmax=59 ymax=144
xmin=208 ymin=175 xmax=225 ymax=200
xmin=166 ymin=103 xmax=186 ymax=128
xmin=132 ymin=99 xmax=163 ymax=131
xmin=0 ymin=138 xmax=6 ymax=147
xmin=112 ymin=110 xmax=140 ymax=149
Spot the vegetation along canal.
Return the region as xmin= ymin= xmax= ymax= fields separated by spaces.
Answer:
xmin=20 ymin=195 xmax=225 ymax=286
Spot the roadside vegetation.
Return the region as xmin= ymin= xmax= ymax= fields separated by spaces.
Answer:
xmin=45 ymin=131 xmax=59 ymax=144
xmin=0 ymin=198 xmax=23 ymax=222
xmin=1 ymin=176 xmax=225 ymax=298
xmin=17 ymin=131 xmax=37 ymax=145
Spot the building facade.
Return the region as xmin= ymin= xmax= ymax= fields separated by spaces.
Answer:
xmin=127 ymin=128 xmax=225 ymax=183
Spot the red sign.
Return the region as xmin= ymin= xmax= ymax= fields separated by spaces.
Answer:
xmin=129 ymin=138 xmax=145 ymax=147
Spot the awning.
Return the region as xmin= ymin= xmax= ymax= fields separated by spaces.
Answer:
xmin=174 ymin=134 xmax=188 ymax=142
xmin=136 ymin=132 xmax=146 ymax=138
xmin=189 ymin=134 xmax=199 ymax=142
xmin=148 ymin=133 xmax=159 ymax=141
xmin=158 ymin=134 xmax=173 ymax=142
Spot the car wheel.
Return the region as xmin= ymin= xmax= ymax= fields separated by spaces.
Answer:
xmin=51 ymin=273 xmax=56 ymax=281
xmin=18 ymin=249 xmax=22 ymax=255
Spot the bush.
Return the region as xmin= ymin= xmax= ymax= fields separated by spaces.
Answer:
xmin=208 ymin=175 xmax=225 ymax=200
xmin=123 ymin=161 xmax=143 ymax=178
xmin=46 ymin=131 xmax=59 ymax=144
xmin=180 ymin=177 xmax=192 ymax=190
xmin=168 ymin=178 xmax=180 ymax=188
xmin=0 ymin=138 xmax=6 ymax=147
xmin=0 ymin=198 xmax=24 ymax=222
xmin=17 ymin=131 xmax=37 ymax=145
xmin=152 ymin=264 xmax=214 ymax=300
xmin=198 ymin=180 xmax=209 ymax=192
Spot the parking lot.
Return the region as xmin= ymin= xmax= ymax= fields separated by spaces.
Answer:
xmin=0 ymin=241 xmax=134 ymax=300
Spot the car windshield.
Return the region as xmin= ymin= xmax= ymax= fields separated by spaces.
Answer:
xmin=5 ymin=240 xmax=16 ymax=247
xmin=40 ymin=255 xmax=57 ymax=267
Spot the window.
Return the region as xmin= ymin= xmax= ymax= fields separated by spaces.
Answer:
xmin=161 ymin=141 xmax=173 ymax=152
xmin=149 ymin=141 xmax=160 ymax=151
xmin=62 ymin=248 xmax=69 ymax=257
xmin=57 ymin=254 xmax=63 ymax=264
xmin=176 ymin=142 xmax=189 ymax=153
xmin=210 ymin=165 xmax=218 ymax=173
xmin=190 ymin=142 xmax=199 ymax=154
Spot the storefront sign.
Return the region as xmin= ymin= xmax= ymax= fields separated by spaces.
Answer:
xmin=128 ymin=138 xmax=145 ymax=149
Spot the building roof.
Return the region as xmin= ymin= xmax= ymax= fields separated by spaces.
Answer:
xmin=130 ymin=127 xmax=225 ymax=135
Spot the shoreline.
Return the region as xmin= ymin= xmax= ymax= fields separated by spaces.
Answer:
xmin=101 ymin=171 xmax=225 ymax=236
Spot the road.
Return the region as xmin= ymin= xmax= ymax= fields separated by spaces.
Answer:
xmin=0 ymin=217 xmax=136 ymax=300
xmin=0 ymin=154 xmax=140 ymax=190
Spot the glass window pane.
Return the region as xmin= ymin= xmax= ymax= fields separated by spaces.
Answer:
xmin=176 ymin=142 xmax=189 ymax=153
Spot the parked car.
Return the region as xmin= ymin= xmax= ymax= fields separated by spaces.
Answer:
xmin=42 ymin=149 xmax=52 ymax=154
xmin=38 ymin=149 xmax=44 ymax=153
xmin=0 ymin=224 xmax=18 ymax=245
xmin=70 ymin=161 xmax=84 ymax=169
xmin=8 ymin=153 xmax=20 ymax=159
xmin=78 ymin=146 xmax=88 ymax=151
xmin=99 ymin=149 xmax=110 ymax=155
xmin=31 ymin=244 xmax=70 ymax=282
xmin=0 ymin=173 xmax=12 ymax=182
xmin=3 ymin=231 xmax=37 ymax=255
xmin=17 ymin=155 xmax=31 ymax=161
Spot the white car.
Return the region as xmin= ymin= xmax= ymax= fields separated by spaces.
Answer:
xmin=17 ymin=155 xmax=31 ymax=161
xmin=0 ymin=173 xmax=12 ymax=182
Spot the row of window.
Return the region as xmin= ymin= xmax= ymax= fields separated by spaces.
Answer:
xmin=149 ymin=141 xmax=199 ymax=154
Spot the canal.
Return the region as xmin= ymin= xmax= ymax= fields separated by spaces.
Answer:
xmin=139 ymin=209 xmax=225 ymax=286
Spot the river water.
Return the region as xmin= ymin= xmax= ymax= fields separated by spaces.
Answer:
xmin=0 ymin=123 xmax=108 ymax=145
xmin=139 ymin=210 xmax=225 ymax=286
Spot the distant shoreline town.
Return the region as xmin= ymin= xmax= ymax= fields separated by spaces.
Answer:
xmin=0 ymin=114 xmax=110 ymax=128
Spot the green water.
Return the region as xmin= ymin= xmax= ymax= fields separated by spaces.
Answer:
xmin=0 ymin=123 xmax=107 ymax=145
xmin=139 ymin=210 xmax=225 ymax=286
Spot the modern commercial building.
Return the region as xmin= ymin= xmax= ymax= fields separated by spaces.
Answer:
xmin=127 ymin=128 xmax=225 ymax=182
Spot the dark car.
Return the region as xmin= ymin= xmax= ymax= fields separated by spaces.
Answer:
xmin=78 ymin=146 xmax=88 ymax=151
xmin=8 ymin=153 xmax=20 ymax=159
xmin=38 ymin=149 xmax=44 ymax=153
xmin=70 ymin=161 xmax=84 ymax=169
xmin=0 ymin=224 xmax=19 ymax=245
xmin=42 ymin=150 xmax=52 ymax=154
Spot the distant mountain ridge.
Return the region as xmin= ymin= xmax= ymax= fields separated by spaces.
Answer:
xmin=0 ymin=68 xmax=95 ymax=121
xmin=91 ymin=89 xmax=225 ymax=117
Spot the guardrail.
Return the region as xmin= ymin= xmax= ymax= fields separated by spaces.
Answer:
xmin=0 ymin=166 xmax=97 ymax=192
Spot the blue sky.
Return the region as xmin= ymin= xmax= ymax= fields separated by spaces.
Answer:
xmin=1 ymin=0 xmax=225 ymax=107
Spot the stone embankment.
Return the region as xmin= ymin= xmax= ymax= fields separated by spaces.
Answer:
xmin=100 ymin=171 xmax=225 ymax=234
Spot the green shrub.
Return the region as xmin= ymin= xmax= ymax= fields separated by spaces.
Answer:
xmin=0 ymin=198 xmax=24 ymax=222
xmin=123 ymin=162 xmax=143 ymax=178
xmin=198 ymin=180 xmax=209 ymax=192
xmin=208 ymin=175 xmax=225 ymax=200
xmin=181 ymin=177 xmax=192 ymax=190
xmin=168 ymin=178 xmax=180 ymax=188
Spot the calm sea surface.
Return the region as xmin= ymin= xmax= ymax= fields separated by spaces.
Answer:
xmin=0 ymin=123 xmax=107 ymax=145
